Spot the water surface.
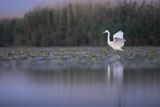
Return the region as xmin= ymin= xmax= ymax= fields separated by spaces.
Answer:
xmin=0 ymin=47 xmax=160 ymax=107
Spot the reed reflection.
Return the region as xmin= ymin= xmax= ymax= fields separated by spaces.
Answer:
xmin=0 ymin=58 xmax=160 ymax=107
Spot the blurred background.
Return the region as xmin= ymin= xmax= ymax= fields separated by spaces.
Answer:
xmin=0 ymin=0 xmax=160 ymax=46
xmin=1 ymin=1 xmax=160 ymax=107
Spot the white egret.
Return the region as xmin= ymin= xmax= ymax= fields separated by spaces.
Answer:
xmin=103 ymin=30 xmax=126 ymax=51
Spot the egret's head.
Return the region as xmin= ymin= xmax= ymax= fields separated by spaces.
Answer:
xmin=103 ymin=30 xmax=109 ymax=33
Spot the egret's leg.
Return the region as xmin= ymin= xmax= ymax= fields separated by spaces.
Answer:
xmin=113 ymin=49 xmax=117 ymax=56
xmin=116 ymin=50 xmax=121 ymax=59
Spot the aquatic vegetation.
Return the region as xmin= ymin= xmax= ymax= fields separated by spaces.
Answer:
xmin=0 ymin=47 xmax=160 ymax=70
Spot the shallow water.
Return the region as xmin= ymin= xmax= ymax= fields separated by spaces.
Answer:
xmin=0 ymin=47 xmax=160 ymax=107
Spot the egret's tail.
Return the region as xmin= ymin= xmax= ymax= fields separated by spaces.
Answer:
xmin=119 ymin=48 xmax=123 ymax=52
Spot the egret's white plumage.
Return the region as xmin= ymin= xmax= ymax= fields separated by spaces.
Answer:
xmin=103 ymin=30 xmax=126 ymax=51
xmin=113 ymin=31 xmax=124 ymax=39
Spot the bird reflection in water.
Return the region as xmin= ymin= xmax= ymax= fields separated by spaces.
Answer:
xmin=105 ymin=56 xmax=124 ymax=107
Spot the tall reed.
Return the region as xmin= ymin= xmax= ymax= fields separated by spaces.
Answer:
xmin=0 ymin=1 xmax=160 ymax=46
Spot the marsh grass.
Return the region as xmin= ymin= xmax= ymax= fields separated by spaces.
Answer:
xmin=0 ymin=47 xmax=160 ymax=69
xmin=0 ymin=1 xmax=160 ymax=46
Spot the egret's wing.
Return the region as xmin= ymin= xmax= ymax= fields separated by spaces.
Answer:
xmin=113 ymin=31 xmax=124 ymax=39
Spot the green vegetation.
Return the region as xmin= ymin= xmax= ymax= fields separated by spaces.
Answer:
xmin=0 ymin=1 xmax=160 ymax=46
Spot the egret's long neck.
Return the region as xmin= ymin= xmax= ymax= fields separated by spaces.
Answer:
xmin=107 ymin=31 xmax=111 ymax=43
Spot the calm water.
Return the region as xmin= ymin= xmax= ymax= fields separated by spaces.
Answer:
xmin=0 ymin=47 xmax=160 ymax=107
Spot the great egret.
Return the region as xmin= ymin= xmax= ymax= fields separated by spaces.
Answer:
xmin=103 ymin=30 xmax=126 ymax=51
